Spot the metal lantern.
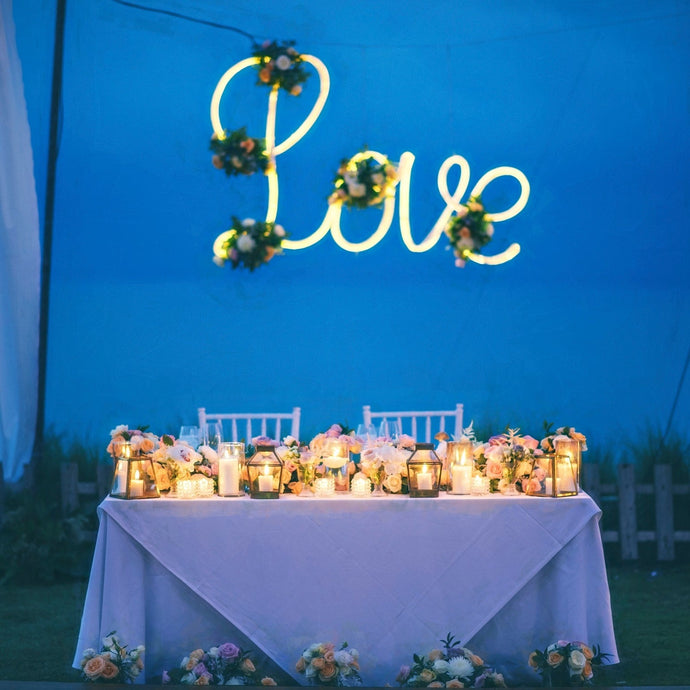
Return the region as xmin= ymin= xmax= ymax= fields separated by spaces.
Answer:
xmin=525 ymin=453 xmax=578 ymax=497
xmin=447 ymin=439 xmax=474 ymax=495
xmin=406 ymin=443 xmax=443 ymax=497
xmin=247 ymin=445 xmax=284 ymax=499
xmin=110 ymin=441 xmax=160 ymax=500
xmin=553 ymin=436 xmax=581 ymax=492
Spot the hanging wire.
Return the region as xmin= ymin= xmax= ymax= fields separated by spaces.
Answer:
xmin=664 ymin=342 xmax=690 ymax=441
xmin=110 ymin=0 xmax=257 ymax=42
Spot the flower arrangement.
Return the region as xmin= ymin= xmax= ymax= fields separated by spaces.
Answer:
xmin=444 ymin=195 xmax=494 ymax=267
xmin=540 ymin=423 xmax=588 ymax=453
xmin=152 ymin=435 xmax=203 ymax=491
xmin=295 ymin=641 xmax=362 ymax=687
xmin=213 ymin=217 xmax=287 ymax=271
xmin=252 ymin=39 xmax=310 ymax=95
xmin=396 ymin=633 xmax=505 ymax=687
xmin=474 ymin=427 xmax=540 ymax=492
xmin=79 ymin=631 xmax=144 ymax=683
xmin=528 ymin=640 xmax=609 ymax=687
xmin=107 ymin=425 xmax=158 ymax=457
xmin=359 ymin=441 xmax=409 ymax=493
xmin=210 ymin=127 xmax=270 ymax=177
xmin=328 ymin=151 xmax=398 ymax=209
xmin=163 ymin=641 xmax=277 ymax=686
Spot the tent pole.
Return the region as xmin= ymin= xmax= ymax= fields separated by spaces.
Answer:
xmin=32 ymin=0 xmax=67 ymax=483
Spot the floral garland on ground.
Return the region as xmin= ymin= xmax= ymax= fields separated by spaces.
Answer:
xmin=296 ymin=641 xmax=363 ymax=687
xmin=162 ymin=642 xmax=277 ymax=686
xmin=328 ymin=151 xmax=398 ymax=209
xmin=213 ymin=217 xmax=287 ymax=271
xmin=210 ymin=127 xmax=270 ymax=177
xmin=528 ymin=640 xmax=609 ymax=687
xmin=79 ymin=631 xmax=144 ymax=683
xmin=253 ymin=39 xmax=310 ymax=95
xmin=444 ymin=195 xmax=494 ymax=267
xmin=396 ymin=633 xmax=505 ymax=688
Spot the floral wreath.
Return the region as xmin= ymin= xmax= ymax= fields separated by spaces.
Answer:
xmin=210 ymin=127 xmax=270 ymax=177
xmin=328 ymin=150 xmax=398 ymax=209
xmin=213 ymin=217 xmax=288 ymax=271
xmin=444 ymin=195 xmax=494 ymax=267
xmin=253 ymin=39 xmax=310 ymax=95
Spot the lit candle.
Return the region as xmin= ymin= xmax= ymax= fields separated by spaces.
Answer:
xmin=129 ymin=470 xmax=144 ymax=498
xmin=314 ymin=476 xmax=335 ymax=496
xmin=218 ymin=448 xmax=240 ymax=496
xmin=417 ymin=464 xmax=432 ymax=491
xmin=556 ymin=457 xmax=577 ymax=493
xmin=451 ymin=465 xmax=472 ymax=494
xmin=258 ymin=465 xmax=274 ymax=493
xmin=544 ymin=477 xmax=553 ymax=495
xmin=114 ymin=460 xmax=128 ymax=494
xmin=351 ymin=475 xmax=371 ymax=497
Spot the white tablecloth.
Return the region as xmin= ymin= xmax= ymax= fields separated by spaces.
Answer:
xmin=73 ymin=493 xmax=618 ymax=685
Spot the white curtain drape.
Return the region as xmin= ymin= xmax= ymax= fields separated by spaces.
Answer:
xmin=0 ymin=0 xmax=41 ymax=483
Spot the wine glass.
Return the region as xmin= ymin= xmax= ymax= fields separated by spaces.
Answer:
xmin=356 ymin=423 xmax=377 ymax=448
xmin=200 ymin=421 xmax=223 ymax=450
xmin=378 ymin=419 xmax=401 ymax=445
xmin=179 ymin=425 xmax=200 ymax=448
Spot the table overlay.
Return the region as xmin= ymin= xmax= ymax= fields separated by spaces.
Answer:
xmin=73 ymin=492 xmax=618 ymax=685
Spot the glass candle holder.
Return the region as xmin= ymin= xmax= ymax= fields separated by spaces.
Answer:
xmin=217 ymin=442 xmax=245 ymax=497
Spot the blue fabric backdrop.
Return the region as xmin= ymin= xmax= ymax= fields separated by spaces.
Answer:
xmin=12 ymin=0 xmax=690 ymax=450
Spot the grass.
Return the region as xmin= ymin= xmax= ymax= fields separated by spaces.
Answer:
xmin=0 ymin=562 xmax=688 ymax=685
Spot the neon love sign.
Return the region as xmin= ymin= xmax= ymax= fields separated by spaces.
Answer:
xmin=210 ymin=55 xmax=530 ymax=265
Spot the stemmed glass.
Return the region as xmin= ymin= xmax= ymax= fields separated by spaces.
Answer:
xmin=179 ymin=425 xmax=201 ymax=448
xmin=200 ymin=421 xmax=223 ymax=450
xmin=356 ymin=423 xmax=377 ymax=449
xmin=378 ymin=419 xmax=401 ymax=445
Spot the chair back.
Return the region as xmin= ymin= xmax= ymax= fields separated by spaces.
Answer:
xmin=198 ymin=407 xmax=301 ymax=444
xmin=362 ymin=404 xmax=463 ymax=442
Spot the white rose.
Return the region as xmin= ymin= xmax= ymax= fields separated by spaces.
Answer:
xmin=276 ymin=54 xmax=292 ymax=70
xmin=433 ymin=659 xmax=450 ymax=674
xmin=110 ymin=425 xmax=128 ymax=438
xmin=348 ymin=182 xmax=366 ymax=198
xmin=568 ymin=650 xmax=586 ymax=672
xmin=274 ymin=224 xmax=286 ymax=237
xmin=283 ymin=435 xmax=297 ymax=446
xmin=485 ymin=222 xmax=494 ymax=237
xmin=334 ymin=650 xmax=353 ymax=667
xmin=371 ymin=172 xmax=384 ymax=185
xmin=237 ymin=234 xmax=256 ymax=252
xmin=242 ymin=218 xmax=256 ymax=227
xmin=225 ymin=677 xmax=246 ymax=685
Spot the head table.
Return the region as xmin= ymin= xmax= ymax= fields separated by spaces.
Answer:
xmin=73 ymin=492 xmax=618 ymax=686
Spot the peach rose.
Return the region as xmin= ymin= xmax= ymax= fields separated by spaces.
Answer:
xmin=427 ymin=682 xmax=444 ymax=688
xmin=212 ymin=155 xmax=224 ymax=169
xmin=528 ymin=652 xmax=540 ymax=669
xmin=83 ymin=656 xmax=106 ymax=679
xmin=241 ymin=658 xmax=255 ymax=673
xmin=467 ymin=653 xmax=483 ymax=666
xmin=100 ymin=661 xmax=119 ymax=680
xmin=319 ymin=661 xmax=338 ymax=681
xmin=261 ymin=677 xmax=278 ymax=685
xmin=526 ymin=477 xmax=543 ymax=493
xmin=311 ymin=657 xmax=325 ymax=671
xmin=259 ymin=67 xmax=272 ymax=83
xmin=446 ymin=679 xmax=464 ymax=688
xmin=521 ymin=435 xmax=539 ymax=450
xmin=323 ymin=650 xmax=335 ymax=663
xmin=419 ymin=668 xmax=436 ymax=683
xmin=547 ymin=651 xmax=564 ymax=667
xmin=428 ymin=649 xmax=444 ymax=661
xmin=295 ymin=657 xmax=306 ymax=673
xmin=195 ymin=675 xmax=210 ymax=685
xmin=240 ymin=138 xmax=255 ymax=153
xmin=290 ymin=85 xmax=302 ymax=96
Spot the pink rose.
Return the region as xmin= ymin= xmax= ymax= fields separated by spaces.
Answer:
xmin=526 ymin=477 xmax=542 ymax=493
xmin=521 ymin=435 xmax=539 ymax=450
xmin=486 ymin=459 xmax=503 ymax=479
